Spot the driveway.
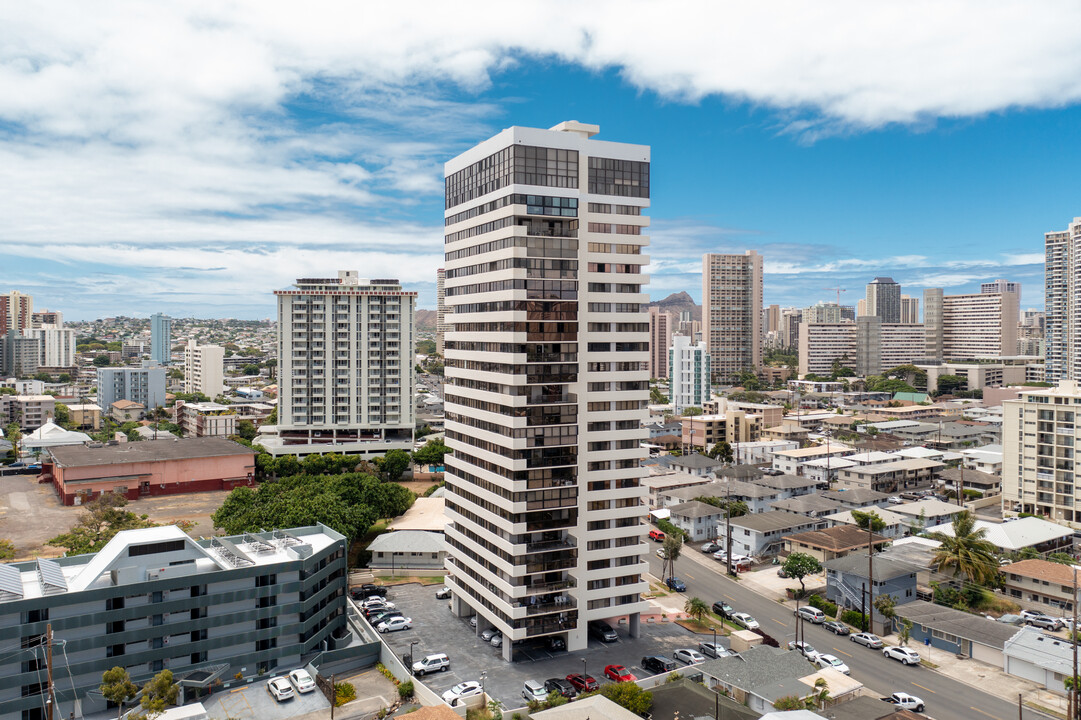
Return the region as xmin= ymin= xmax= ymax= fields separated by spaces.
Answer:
xmin=203 ymin=677 xmax=329 ymax=720
xmin=374 ymin=583 xmax=723 ymax=708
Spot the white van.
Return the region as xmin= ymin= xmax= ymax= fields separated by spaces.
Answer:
xmin=412 ymin=653 xmax=450 ymax=675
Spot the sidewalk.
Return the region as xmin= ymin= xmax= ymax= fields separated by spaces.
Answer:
xmin=679 ymin=549 xmax=1069 ymax=718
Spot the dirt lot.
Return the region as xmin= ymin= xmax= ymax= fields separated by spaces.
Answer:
xmin=0 ymin=474 xmax=231 ymax=559
xmin=399 ymin=480 xmax=439 ymax=496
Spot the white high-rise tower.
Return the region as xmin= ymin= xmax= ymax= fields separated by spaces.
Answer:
xmin=442 ymin=121 xmax=651 ymax=658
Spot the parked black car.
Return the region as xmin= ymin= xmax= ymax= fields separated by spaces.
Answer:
xmin=351 ymin=584 xmax=388 ymax=600
xmin=543 ymin=678 xmax=577 ymax=699
xmin=712 ymin=601 xmax=734 ymax=618
xmin=665 ymin=576 xmax=686 ymax=592
xmin=641 ymin=656 xmax=676 ymax=675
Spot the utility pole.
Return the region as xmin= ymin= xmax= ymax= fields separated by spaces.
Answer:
xmin=1073 ymin=566 xmax=1078 ymax=720
xmin=46 ymin=624 xmax=54 ymax=720
xmin=725 ymin=481 xmax=735 ymax=578
xmin=867 ymin=525 xmax=875 ymax=634
xmin=957 ymin=464 xmax=964 ymax=507
xmin=861 ymin=582 xmax=867 ymax=633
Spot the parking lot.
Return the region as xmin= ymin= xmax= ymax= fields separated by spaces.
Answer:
xmin=202 ymin=676 xmax=330 ymax=720
xmin=371 ymin=583 xmax=725 ymax=708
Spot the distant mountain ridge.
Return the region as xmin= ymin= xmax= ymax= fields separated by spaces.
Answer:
xmin=416 ymin=309 xmax=438 ymax=329
xmin=647 ymin=291 xmax=701 ymax=322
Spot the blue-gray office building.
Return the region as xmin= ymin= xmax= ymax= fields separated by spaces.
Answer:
xmin=0 ymin=524 xmax=350 ymax=720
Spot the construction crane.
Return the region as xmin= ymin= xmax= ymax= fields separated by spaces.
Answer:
xmin=824 ymin=287 xmax=847 ymax=305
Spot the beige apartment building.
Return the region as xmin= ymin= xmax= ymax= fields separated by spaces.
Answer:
xmin=1003 ymin=380 xmax=1081 ymax=523
xmin=648 ymin=307 xmax=673 ymax=379
xmin=175 ymin=400 xmax=238 ymax=437
xmin=703 ymin=251 xmax=762 ymax=379
xmin=680 ymin=400 xmax=784 ymax=450
xmin=183 ymin=338 xmax=225 ymax=398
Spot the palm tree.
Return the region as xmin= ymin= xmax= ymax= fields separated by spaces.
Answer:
xmin=684 ymin=596 xmax=708 ymax=623
xmin=928 ymin=510 xmax=998 ymax=585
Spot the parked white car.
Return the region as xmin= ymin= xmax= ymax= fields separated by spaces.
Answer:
xmin=883 ymin=646 xmax=921 ymax=665
xmin=288 ymin=669 xmax=316 ymax=694
xmin=266 ymin=677 xmax=294 ymax=702
xmin=787 ymin=640 xmax=818 ymax=659
xmin=815 ymin=654 xmax=850 ymax=675
xmin=730 ymin=612 xmax=759 ymax=630
xmin=673 ymin=648 xmax=706 ymax=665
xmin=443 ymin=681 xmax=483 ymax=704
xmin=377 ymin=616 xmax=413 ymax=633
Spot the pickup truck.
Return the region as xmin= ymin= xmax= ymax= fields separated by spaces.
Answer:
xmin=882 ymin=692 xmax=924 ymax=712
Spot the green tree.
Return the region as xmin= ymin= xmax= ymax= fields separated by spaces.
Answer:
xmin=93 ymin=354 xmax=111 ymax=367
xmin=597 ymin=682 xmax=652 ymax=714
xmin=928 ymin=510 xmax=999 ymax=586
xmin=58 ymin=373 xmax=71 ymax=383
xmin=662 ymin=534 xmax=683 ymax=579
xmin=936 ymin=374 xmax=967 ymax=395
xmin=412 ymin=439 xmax=451 ymax=466
xmin=5 ymin=422 xmax=22 ymax=459
xmin=773 ymin=696 xmax=804 ymax=711
xmin=1048 ymin=552 xmax=1075 ymax=565
xmin=211 ymin=472 xmax=414 ymax=539
xmin=138 ymin=669 xmax=179 ymax=719
xmin=707 ymin=441 xmax=733 ymax=463
xmin=681 ymin=406 xmax=703 ymax=417
xmin=851 ymin=509 xmax=886 ymax=532
xmin=47 ymin=493 xmax=159 ymax=555
xmin=0 ymin=539 xmax=14 ymax=561
xmin=873 ymin=593 xmax=897 ymax=621
xmin=241 ymin=363 xmax=262 ymax=376
xmin=54 ymin=402 xmax=71 ymax=429
xmin=897 ymin=617 xmax=913 ymax=646
xmin=100 ymin=666 xmax=138 ymax=720
xmin=33 ymin=371 xmax=53 ymax=382
xmin=379 ymin=448 xmax=411 ymax=481
xmin=684 ymin=596 xmax=708 ymax=623
xmin=781 ymin=552 xmax=822 ymax=593
xmin=649 ymin=386 xmax=669 ymax=404
xmin=265 ymin=406 xmax=278 ymax=425
xmin=235 ymin=420 xmax=257 ymax=441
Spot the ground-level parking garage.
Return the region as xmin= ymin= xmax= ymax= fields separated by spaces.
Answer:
xmin=370 ymin=583 xmax=726 ymax=708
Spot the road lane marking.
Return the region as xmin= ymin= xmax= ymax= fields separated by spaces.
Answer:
xmin=685 ymin=574 xmax=695 ymax=579
xmin=772 ymin=618 xmax=787 ymax=627
xmin=968 ymin=707 xmax=1002 ymax=720
xmin=910 ymin=682 xmax=935 ymax=694
xmin=723 ymin=594 xmax=736 ymax=602
xmin=833 ymin=648 xmax=852 ymax=657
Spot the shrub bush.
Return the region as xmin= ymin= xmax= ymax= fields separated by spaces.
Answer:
xmin=807 ymin=594 xmax=838 ymax=618
xmin=335 ymin=682 xmax=357 ymax=707
xmin=398 ymin=681 xmax=414 ymax=699
xmin=751 ymin=627 xmax=780 ymax=648
xmin=840 ymin=609 xmax=866 ymax=629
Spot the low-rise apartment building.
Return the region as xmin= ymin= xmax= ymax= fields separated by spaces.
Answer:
xmin=718 ymin=510 xmax=825 ymax=558
xmin=0 ymin=394 xmax=55 ymax=430
xmin=0 ymin=524 xmax=351 ymax=720
xmin=668 ymin=500 xmax=726 ymax=542
xmin=1001 ymin=559 xmax=1080 ymax=613
xmin=771 ymin=444 xmax=853 ymax=476
xmin=175 ymin=401 xmax=238 ymax=437
xmin=66 ymin=403 xmax=102 ymax=431
xmin=783 ymin=524 xmax=889 ymax=563
xmin=835 ymin=458 xmax=942 ymax=493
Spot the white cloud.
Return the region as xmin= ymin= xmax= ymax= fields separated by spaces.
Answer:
xmin=1 ymin=1 xmax=1073 ymax=316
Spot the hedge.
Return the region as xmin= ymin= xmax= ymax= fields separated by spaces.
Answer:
xmin=840 ymin=609 xmax=866 ymax=630
xmin=807 ymin=594 xmax=837 ymax=619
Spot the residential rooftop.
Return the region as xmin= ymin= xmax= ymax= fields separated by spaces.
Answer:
xmin=785 ymin=524 xmax=889 ymax=552
xmin=729 ymin=510 xmax=819 ymax=533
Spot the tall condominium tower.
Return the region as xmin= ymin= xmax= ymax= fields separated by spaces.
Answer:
xmin=648 ymin=307 xmax=673 ymax=379
xmin=865 ymin=277 xmax=901 ymax=324
xmin=183 ymin=339 xmax=226 ymax=397
xmin=899 ymin=295 xmax=920 ymax=324
xmin=1045 ymin=219 xmax=1081 ymax=382
xmin=149 ymin=312 xmax=172 ymax=365
xmin=436 ymin=268 xmax=452 ymax=355
xmin=442 ymin=121 xmax=650 ymax=658
xmin=0 ymin=291 xmax=33 ymax=332
xmin=923 ymin=288 xmax=944 ymax=360
xmin=922 ymin=283 xmax=1020 ymax=360
xmin=804 ymin=302 xmax=846 ymax=324
xmin=669 ymin=335 xmax=711 ymax=412
xmin=702 ymin=250 xmax=762 ymax=379
xmin=266 ymin=271 xmax=415 ymax=457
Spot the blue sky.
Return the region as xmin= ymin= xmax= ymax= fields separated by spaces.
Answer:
xmin=2 ymin=2 xmax=1079 ymax=319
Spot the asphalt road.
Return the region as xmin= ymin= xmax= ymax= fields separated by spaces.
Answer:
xmin=649 ymin=550 xmax=1054 ymax=720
